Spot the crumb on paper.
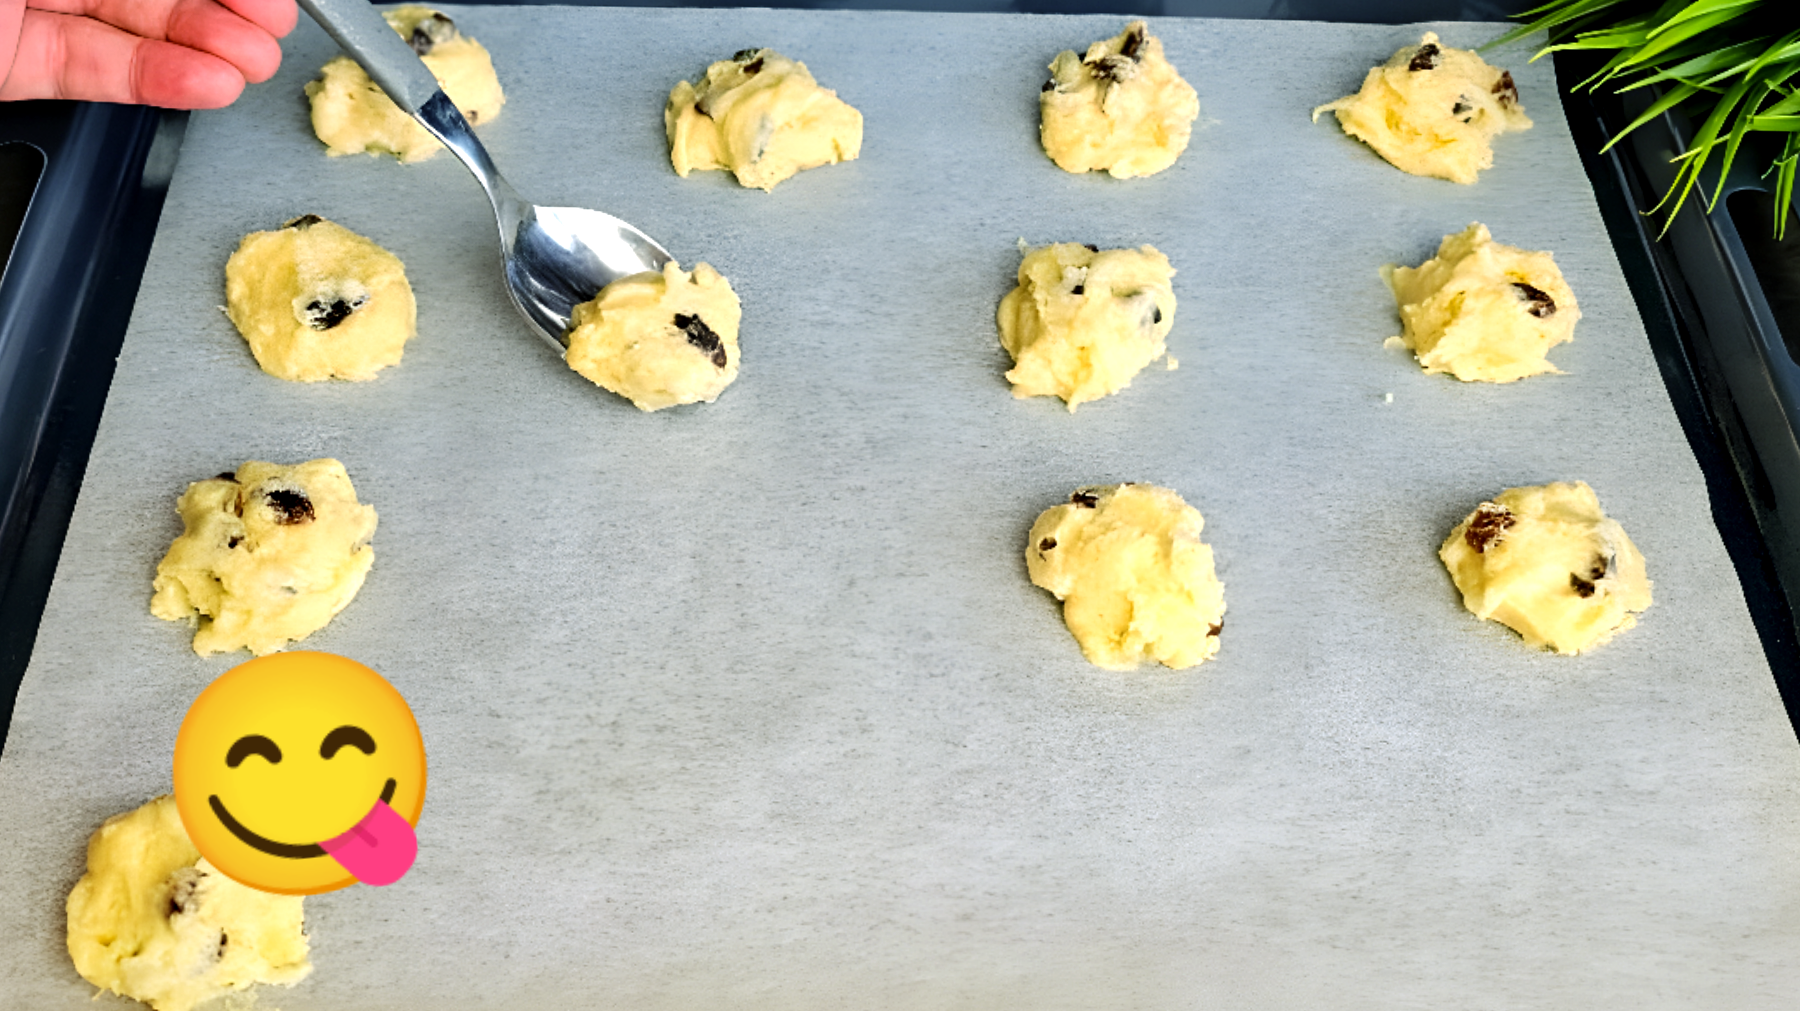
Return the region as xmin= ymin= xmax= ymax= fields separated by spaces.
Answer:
xmin=1166 ymin=356 xmax=1179 ymax=371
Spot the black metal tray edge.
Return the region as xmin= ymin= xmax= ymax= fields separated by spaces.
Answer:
xmin=0 ymin=104 xmax=187 ymax=758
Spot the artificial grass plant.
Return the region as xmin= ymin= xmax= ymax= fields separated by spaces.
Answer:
xmin=1492 ymin=1 xmax=1798 ymax=236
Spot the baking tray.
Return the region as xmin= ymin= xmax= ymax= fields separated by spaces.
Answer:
xmin=3 ymin=7 xmax=1799 ymax=1007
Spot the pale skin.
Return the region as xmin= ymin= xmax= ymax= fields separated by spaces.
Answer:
xmin=0 ymin=0 xmax=297 ymax=109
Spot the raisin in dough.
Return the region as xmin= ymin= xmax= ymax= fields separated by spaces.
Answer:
xmin=1312 ymin=32 xmax=1530 ymax=184
xmin=225 ymin=215 xmax=416 ymax=382
xmin=998 ymin=242 xmax=1176 ymax=410
xmin=66 ymin=796 xmax=310 ymax=1011
xmin=151 ymin=460 xmax=377 ymax=656
xmin=1027 ymin=484 xmax=1226 ymax=670
xmin=666 ymin=48 xmax=862 ymax=191
xmin=306 ymin=6 xmax=504 ymax=163
xmin=565 ymin=261 xmax=742 ymax=411
xmin=1385 ymin=223 xmax=1579 ymax=383
xmin=1440 ymin=482 xmax=1652 ymax=654
xmin=1039 ymin=21 xmax=1199 ymax=179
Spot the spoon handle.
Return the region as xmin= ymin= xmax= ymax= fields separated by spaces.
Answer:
xmin=296 ymin=1 xmax=526 ymax=227
xmin=296 ymin=0 xmax=442 ymax=117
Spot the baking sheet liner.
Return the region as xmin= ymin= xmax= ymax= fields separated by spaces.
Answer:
xmin=3 ymin=7 xmax=1799 ymax=1008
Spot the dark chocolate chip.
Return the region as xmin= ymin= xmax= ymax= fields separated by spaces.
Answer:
xmin=1511 ymin=282 xmax=1556 ymax=318
xmin=467 ymin=109 xmax=480 ymax=124
xmin=1083 ymin=244 xmax=1099 ymax=252
xmin=302 ymin=294 xmax=368 ymax=331
xmin=217 ymin=932 xmax=229 ymax=959
xmin=1087 ymin=54 xmax=1137 ymax=83
xmin=1589 ymin=557 xmax=1609 ymax=582
xmin=264 ymin=488 xmax=315 ymax=525
xmin=1152 ymin=306 xmax=1163 ymax=325
xmin=1119 ymin=23 xmax=1148 ymax=61
xmin=1042 ymin=80 xmax=1056 ymax=93
xmin=1493 ymin=70 xmax=1518 ymax=107
xmin=1464 ymin=502 xmax=1514 ymax=553
xmin=214 ymin=472 xmax=238 ymax=482
xmin=1071 ymin=284 xmax=1085 ymax=296
xmin=1409 ymin=43 xmax=1441 ymax=72
xmin=674 ymin=312 xmax=729 ymax=368
xmin=742 ymin=57 xmax=764 ymax=75
xmin=1039 ymin=537 xmax=1057 ymax=552
xmin=1570 ymin=573 xmax=1597 ymax=598
xmin=732 ymin=48 xmax=762 ymax=62
xmin=227 ymin=536 xmax=242 ymax=549
xmin=167 ymin=870 xmax=199 ymax=917
xmin=1452 ymin=99 xmax=1471 ymax=116
xmin=1207 ymin=622 xmax=1223 ymax=637
xmin=409 ymin=13 xmax=458 ymax=56
xmin=282 ymin=214 xmax=323 ymax=230
xmin=1071 ymin=491 xmax=1099 ymax=508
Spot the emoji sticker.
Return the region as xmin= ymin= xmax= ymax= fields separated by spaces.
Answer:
xmin=173 ymin=651 xmax=425 ymax=895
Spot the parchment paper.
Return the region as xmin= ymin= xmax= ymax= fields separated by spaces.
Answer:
xmin=4 ymin=8 xmax=1798 ymax=1008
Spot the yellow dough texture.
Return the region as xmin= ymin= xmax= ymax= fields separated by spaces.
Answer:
xmin=998 ymin=242 xmax=1176 ymax=410
xmin=66 ymin=796 xmax=311 ymax=1011
xmin=1440 ymin=481 xmax=1652 ymax=655
xmin=1384 ymin=223 xmax=1579 ymax=383
xmin=1039 ymin=21 xmax=1199 ymax=179
xmin=151 ymin=460 xmax=378 ymax=656
xmin=225 ymin=215 xmax=416 ymax=382
xmin=1312 ymin=32 xmax=1530 ymax=184
xmin=1027 ymin=484 xmax=1226 ymax=670
xmin=665 ymin=48 xmax=863 ymax=191
xmin=305 ymin=6 xmax=504 ymax=163
xmin=565 ymin=261 xmax=743 ymax=411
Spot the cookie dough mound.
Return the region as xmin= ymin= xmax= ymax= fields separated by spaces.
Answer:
xmin=151 ymin=460 xmax=378 ymax=656
xmin=1385 ymin=223 xmax=1579 ymax=383
xmin=66 ymin=796 xmax=310 ymax=1011
xmin=665 ymin=48 xmax=863 ymax=191
xmin=1440 ymin=481 xmax=1652 ymax=654
xmin=565 ymin=261 xmax=742 ymax=410
xmin=998 ymin=242 xmax=1176 ymax=410
xmin=1312 ymin=32 xmax=1530 ymax=184
xmin=1039 ymin=21 xmax=1199 ymax=179
xmin=305 ymin=6 xmax=504 ymax=163
xmin=1027 ymin=484 xmax=1226 ymax=670
xmin=225 ymin=215 xmax=416 ymax=382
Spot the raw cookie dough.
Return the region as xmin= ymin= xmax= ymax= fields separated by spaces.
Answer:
xmin=305 ymin=6 xmax=505 ymax=163
xmin=1440 ymin=481 xmax=1652 ymax=654
xmin=1385 ymin=223 xmax=1579 ymax=383
xmin=565 ymin=261 xmax=743 ymax=410
xmin=1039 ymin=21 xmax=1199 ymax=179
xmin=665 ymin=47 xmax=863 ymax=191
xmin=1312 ymin=32 xmax=1530 ymax=184
xmin=66 ymin=796 xmax=310 ymax=1011
xmin=998 ymin=242 xmax=1176 ymax=410
xmin=151 ymin=460 xmax=378 ymax=656
xmin=1027 ymin=483 xmax=1226 ymax=670
xmin=225 ymin=214 xmax=416 ymax=382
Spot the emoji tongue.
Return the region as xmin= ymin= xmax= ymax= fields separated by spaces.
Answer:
xmin=319 ymin=800 xmax=416 ymax=886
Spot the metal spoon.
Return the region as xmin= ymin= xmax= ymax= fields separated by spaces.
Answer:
xmin=297 ymin=0 xmax=671 ymax=352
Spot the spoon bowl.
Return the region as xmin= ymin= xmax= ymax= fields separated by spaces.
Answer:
xmin=300 ymin=0 xmax=672 ymax=352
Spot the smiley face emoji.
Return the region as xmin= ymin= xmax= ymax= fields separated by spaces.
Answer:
xmin=173 ymin=651 xmax=425 ymax=895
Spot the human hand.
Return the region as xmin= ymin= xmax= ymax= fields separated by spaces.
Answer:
xmin=0 ymin=0 xmax=298 ymax=109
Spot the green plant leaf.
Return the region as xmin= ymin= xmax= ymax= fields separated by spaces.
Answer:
xmin=1616 ymin=38 xmax=1768 ymax=91
xmin=1487 ymin=0 xmax=1634 ymax=51
xmin=1645 ymin=0 xmax=1765 ymax=41
xmin=1600 ymin=81 xmax=1701 ymax=152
